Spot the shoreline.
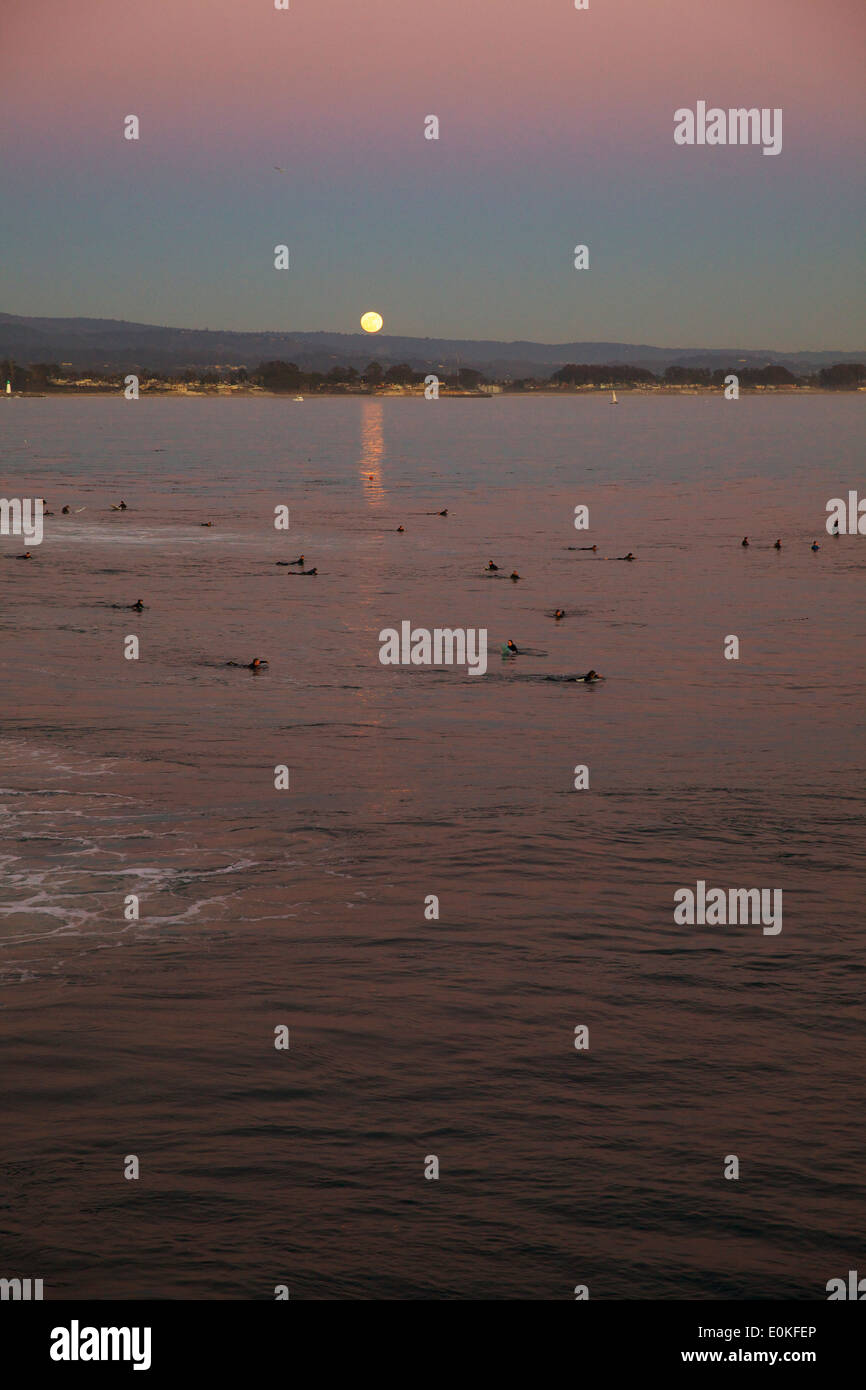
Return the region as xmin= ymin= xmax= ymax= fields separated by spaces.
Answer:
xmin=2 ymin=385 xmax=860 ymax=400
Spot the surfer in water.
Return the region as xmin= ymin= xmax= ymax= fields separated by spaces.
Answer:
xmin=774 ymin=539 xmax=782 ymax=549
xmin=567 ymin=545 xmax=597 ymax=552
xmin=553 ymin=609 xmax=565 ymax=620
xmin=276 ymin=555 xmax=305 ymax=566
xmin=227 ymin=658 xmax=269 ymax=670
xmin=487 ymin=560 xmax=499 ymax=571
xmin=741 ymin=536 xmax=749 ymax=547
xmin=545 ymin=670 xmax=604 ymax=683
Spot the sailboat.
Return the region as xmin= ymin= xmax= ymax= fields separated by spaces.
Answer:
xmin=610 ymin=390 xmax=618 ymax=404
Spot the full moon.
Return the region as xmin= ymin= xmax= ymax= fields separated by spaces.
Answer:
xmin=360 ymin=311 xmax=383 ymax=334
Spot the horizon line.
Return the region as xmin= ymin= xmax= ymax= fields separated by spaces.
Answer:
xmin=1 ymin=311 xmax=864 ymax=358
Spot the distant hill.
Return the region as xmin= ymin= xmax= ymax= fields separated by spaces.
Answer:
xmin=0 ymin=313 xmax=863 ymax=378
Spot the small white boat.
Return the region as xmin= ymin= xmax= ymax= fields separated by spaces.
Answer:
xmin=610 ymin=390 xmax=618 ymax=404
xmin=293 ymin=395 xmax=304 ymax=402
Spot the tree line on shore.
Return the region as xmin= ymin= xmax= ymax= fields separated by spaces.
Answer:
xmin=550 ymin=362 xmax=866 ymax=389
xmin=3 ymin=358 xmax=865 ymax=392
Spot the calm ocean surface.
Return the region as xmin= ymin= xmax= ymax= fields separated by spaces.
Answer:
xmin=1 ymin=394 xmax=864 ymax=1299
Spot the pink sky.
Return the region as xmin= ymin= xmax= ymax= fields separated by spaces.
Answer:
xmin=4 ymin=0 xmax=864 ymax=173
xmin=2 ymin=0 xmax=863 ymax=344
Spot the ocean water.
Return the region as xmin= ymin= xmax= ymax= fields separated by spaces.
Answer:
xmin=0 ymin=393 xmax=864 ymax=1299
